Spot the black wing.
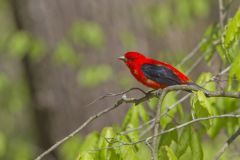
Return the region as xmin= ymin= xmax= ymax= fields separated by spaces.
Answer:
xmin=141 ymin=64 xmax=182 ymax=86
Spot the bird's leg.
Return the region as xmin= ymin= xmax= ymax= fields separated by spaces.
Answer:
xmin=155 ymin=89 xmax=162 ymax=96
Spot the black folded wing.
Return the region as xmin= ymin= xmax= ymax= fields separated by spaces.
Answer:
xmin=141 ymin=63 xmax=182 ymax=86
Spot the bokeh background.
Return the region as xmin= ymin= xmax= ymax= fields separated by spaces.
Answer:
xmin=0 ymin=0 xmax=239 ymax=159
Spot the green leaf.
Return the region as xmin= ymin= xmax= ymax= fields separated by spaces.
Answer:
xmin=98 ymin=127 xmax=117 ymax=160
xmin=77 ymin=132 xmax=99 ymax=159
xmin=147 ymin=97 xmax=158 ymax=109
xmin=196 ymin=91 xmax=214 ymax=115
xmin=78 ymin=153 xmax=95 ymax=160
xmin=207 ymin=115 xmax=224 ymax=138
xmin=159 ymin=146 xmax=177 ymax=160
xmin=158 ymin=146 xmax=168 ymax=160
xmin=190 ymin=128 xmax=203 ymax=160
xmin=176 ymin=126 xmax=191 ymax=158
xmin=117 ymin=135 xmax=139 ymax=160
xmin=60 ymin=136 xmax=82 ymax=160
xmin=222 ymin=9 xmax=240 ymax=62
xmin=196 ymin=72 xmax=215 ymax=91
xmin=229 ymin=52 xmax=240 ymax=89
xmin=138 ymin=104 xmax=150 ymax=123
xmin=191 ymin=91 xmax=214 ymax=128
xmin=122 ymin=105 xmax=140 ymax=141
xmin=223 ymin=9 xmax=240 ymax=50
xmin=135 ymin=143 xmax=151 ymax=160
xmin=159 ymin=123 xmax=178 ymax=147
xmin=226 ymin=118 xmax=239 ymax=135
xmin=160 ymin=92 xmax=179 ymax=129
xmin=177 ymin=103 xmax=185 ymax=121
xmin=165 ymin=146 xmax=177 ymax=160
xmin=122 ymin=105 xmax=140 ymax=129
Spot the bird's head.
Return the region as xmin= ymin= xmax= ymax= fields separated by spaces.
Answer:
xmin=118 ymin=52 xmax=146 ymax=67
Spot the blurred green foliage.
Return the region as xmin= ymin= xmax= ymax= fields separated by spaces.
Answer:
xmin=60 ymin=136 xmax=83 ymax=160
xmin=0 ymin=73 xmax=33 ymax=160
xmin=200 ymin=25 xmax=220 ymax=64
xmin=0 ymin=0 xmax=239 ymax=159
xmin=77 ymin=64 xmax=113 ymax=88
xmin=7 ymin=31 xmax=31 ymax=57
xmin=70 ymin=21 xmax=105 ymax=49
xmin=119 ymin=31 xmax=137 ymax=50
xmin=0 ymin=132 xmax=6 ymax=157
xmin=54 ymin=40 xmax=81 ymax=67
xmin=1 ymin=30 xmax=45 ymax=62
xmin=146 ymin=0 xmax=210 ymax=34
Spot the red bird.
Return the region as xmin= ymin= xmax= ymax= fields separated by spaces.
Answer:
xmin=118 ymin=51 xmax=191 ymax=89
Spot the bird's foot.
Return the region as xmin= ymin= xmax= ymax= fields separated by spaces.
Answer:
xmin=155 ymin=89 xmax=162 ymax=96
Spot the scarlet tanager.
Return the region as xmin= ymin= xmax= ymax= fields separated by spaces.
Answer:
xmin=118 ymin=51 xmax=198 ymax=89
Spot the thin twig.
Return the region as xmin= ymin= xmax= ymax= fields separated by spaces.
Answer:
xmin=84 ymin=87 xmax=147 ymax=108
xmin=35 ymin=93 xmax=154 ymax=160
xmin=186 ymin=53 xmax=205 ymax=75
xmin=213 ymin=128 xmax=240 ymax=160
xmin=218 ymin=0 xmax=225 ymax=29
xmin=140 ymin=122 xmax=155 ymax=137
xmin=153 ymin=89 xmax=167 ymax=160
xmin=160 ymin=93 xmax=191 ymax=117
xmin=35 ymin=83 xmax=240 ymax=160
xmin=119 ymin=119 xmax=154 ymax=135
xmin=177 ymin=39 xmax=207 ymax=67
xmin=145 ymin=137 xmax=154 ymax=160
xmin=35 ymin=99 xmax=124 ymax=160
xmin=90 ymin=114 xmax=240 ymax=151
xmin=147 ymin=114 xmax=240 ymax=145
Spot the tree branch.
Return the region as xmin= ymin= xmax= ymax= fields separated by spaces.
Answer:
xmin=177 ymin=38 xmax=207 ymax=67
xmin=84 ymin=87 xmax=147 ymax=108
xmin=213 ymin=128 xmax=240 ymax=160
xmin=34 ymin=91 xmax=156 ymax=160
xmin=35 ymin=84 xmax=240 ymax=160
xmin=153 ymin=89 xmax=167 ymax=160
xmin=218 ymin=0 xmax=225 ymax=29
xmin=90 ymin=114 xmax=240 ymax=151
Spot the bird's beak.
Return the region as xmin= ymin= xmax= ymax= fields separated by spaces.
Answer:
xmin=118 ymin=56 xmax=127 ymax=62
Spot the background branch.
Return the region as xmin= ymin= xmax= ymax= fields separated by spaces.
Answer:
xmin=218 ymin=0 xmax=225 ymax=29
xmin=214 ymin=128 xmax=240 ymax=160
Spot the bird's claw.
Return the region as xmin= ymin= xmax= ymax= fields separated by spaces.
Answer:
xmin=155 ymin=89 xmax=162 ymax=96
